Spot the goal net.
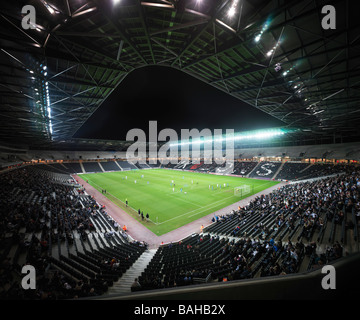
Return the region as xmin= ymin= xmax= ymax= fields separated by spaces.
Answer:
xmin=234 ymin=185 xmax=251 ymax=197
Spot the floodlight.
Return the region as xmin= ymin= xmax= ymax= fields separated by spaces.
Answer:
xmin=228 ymin=7 xmax=236 ymax=17
xmin=40 ymin=0 xmax=56 ymax=14
xmin=169 ymin=128 xmax=288 ymax=147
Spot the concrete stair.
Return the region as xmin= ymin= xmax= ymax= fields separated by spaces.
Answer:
xmin=299 ymin=163 xmax=313 ymax=173
xmin=105 ymin=248 xmax=157 ymax=295
xmin=114 ymin=161 xmax=123 ymax=171
xmin=273 ymin=162 xmax=285 ymax=180
xmin=98 ymin=162 xmax=105 ymax=172
xmin=79 ymin=162 xmax=86 ymax=173
xmin=246 ymin=161 xmax=261 ymax=178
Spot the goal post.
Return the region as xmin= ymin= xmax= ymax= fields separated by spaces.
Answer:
xmin=234 ymin=185 xmax=251 ymax=197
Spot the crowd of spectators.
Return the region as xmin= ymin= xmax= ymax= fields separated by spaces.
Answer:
xmin=0 ymin=166 xmax=134 ymax=299
xmin=295 ymin=163 xmax=357 ymax=180
xmin=202 ymin=165 xmax=360 ymax=283
xmin=1 ymin=162 xmax=360 ymax=298
xmin=232 ymin=162 xmax=258 ymax=176
xmin=275 ymin=162 xmax=309 ymax=180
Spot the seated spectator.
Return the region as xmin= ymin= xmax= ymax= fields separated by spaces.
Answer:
xmin=131 ymin=278 xmax=141 ymax=291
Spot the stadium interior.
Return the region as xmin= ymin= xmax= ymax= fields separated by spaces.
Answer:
xmin=0 ymin=0 xmax=360 ymax=301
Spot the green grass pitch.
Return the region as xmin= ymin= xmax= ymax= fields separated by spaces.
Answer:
xmin=81 ymin=168 xmax=280 ymax=236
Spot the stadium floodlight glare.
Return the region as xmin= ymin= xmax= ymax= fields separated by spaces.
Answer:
xmin=233 ymin=128 xmax=286 ymax=142
xmin=254 ymin=20 xmax=271 ymax=43
xmin=282 ymin=66 xmax=295 ymax=77
xmin=170 ymin=128 xmax=288 ymax=147
xmin=266 ymin=40 xmax=281 ymax=58
xmin=228 ymin=7 xmax=236 ymax=17
xmin=42 ymin=65 xmax=52 ymax=136
xmin=40 ymin=0 xmax=57 ymax=14
xmin=227 ymin=0 xmax=239 ymax=18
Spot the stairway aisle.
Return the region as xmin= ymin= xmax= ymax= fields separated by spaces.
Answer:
xmin=273 ymin=162 xmax=285 ymax=180
xmin=79 ymin=162 xmax=86 ymax=173
xmin=246 ymin=161 xmax=261 ymax=178
xmin=105 ymin=248 xmax=157 ymax=295
xmin=114 ymin=161 xmax=123 ymax=171
xmin=98 ymin=162 xmax=106 ymax=172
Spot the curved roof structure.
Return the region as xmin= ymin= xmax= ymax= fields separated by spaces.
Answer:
xmin=0 ymin=0 xmax=359 ymax=150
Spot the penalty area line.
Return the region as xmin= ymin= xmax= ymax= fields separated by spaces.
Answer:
xmin=157 ymin=194 xmax=235 ymax=225
xmin=157 ymin=180 xmax=279 ymax=225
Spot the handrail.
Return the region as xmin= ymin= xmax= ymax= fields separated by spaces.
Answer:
xmin=205 ymin=272 xmax=212 ymax=283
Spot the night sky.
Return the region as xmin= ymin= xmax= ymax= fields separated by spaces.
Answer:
xmin=73 ymin=65 xmax=284 ymax=141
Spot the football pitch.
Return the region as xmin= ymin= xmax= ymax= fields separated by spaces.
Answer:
xmin=81 ymin=169 xmax=280 ymax=235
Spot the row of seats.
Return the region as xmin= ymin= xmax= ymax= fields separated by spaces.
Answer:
xmin=206 ymin=170 xmax=359 ymax=247
xmin=28 ymin=160 xmax=141 ymax=175
xmin=1 ymin=161 xmax=359 ymax=298
xmin=135 ymin=165 xmax=360 ymax=292
xmin=0 ymin=166 xmax=147 ymax=299
xmin=26 ymin=161 xmax=356 ymax=182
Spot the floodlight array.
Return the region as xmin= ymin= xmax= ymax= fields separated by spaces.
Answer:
xmin=29 ymin=58 xmax=52 ymax=137
xmin=169 ymin=128 xmax=287 ymax=147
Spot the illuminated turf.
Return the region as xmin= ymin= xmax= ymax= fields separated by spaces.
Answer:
xmin=81 ymin=168 xmax=280 ymax=235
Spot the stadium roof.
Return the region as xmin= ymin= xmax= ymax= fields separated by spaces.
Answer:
xmin=0 ymin=0 xmax=359 ymax=151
